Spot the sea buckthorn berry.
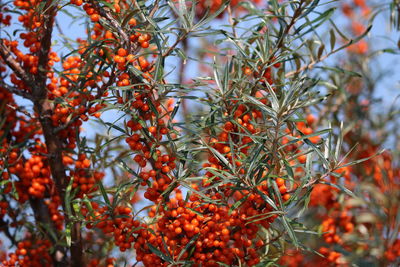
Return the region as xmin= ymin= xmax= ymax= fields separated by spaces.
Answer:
xmin=141 ymin=41 xmax=149 ymax=48
xmin=128 ymin=18 xmax=137 ymax=26
xmin=161 ymin=165 xmax=170 ymax=173
xmin=276 ymin=178 xmax=285 ymax=187
xmin=148 ymin=126 xmax=156 ymax=134
xmin=90 ymin=14 xmax=100 ymax=22
xmin=117 ymin=48 xmax=127 ymax=57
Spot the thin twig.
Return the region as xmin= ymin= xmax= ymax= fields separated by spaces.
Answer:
xmin=227 ymin=5 xmax=238 ymax=41
xmin=0 ymin=80 xmax=33 ymax=100
xmin=0 ymin=218 xmax=17 ymax=246
xmin=54 ymin=63 xmax=117 ymax=133
xmin=286 ymin=170 xmax=333 ymax=194
xmin=6 ymin=104 xmax=36 ymax=119
xmin=87 ymin=0 xmax=135 ymax=52
xmin=249 ymin=1 xmax=305 ymax=96
xmin=0 ymin=40 xmax=36 ymax=90
xmin=178 ymin=37 xmax=189 ymax=122
xmin=149 ymin=0 xmax=160 ymax=17
xmin=162 ymin=31 xmax=189 ymax=59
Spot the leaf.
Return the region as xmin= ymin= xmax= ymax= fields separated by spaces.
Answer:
xmin=283 ymin=159 xmax=294 ymax=179
xmin=338 ymin=149 xmax=384 ymax=169
xmin=166 ymin=100 xmax=180 ymax=124
xmin=193 ymin=1 xmax=230 ymax=30
xmin=147 ymin=243 xmax=173 ymax=263
xmin=294 ymin=8 xmax=335 ymax=35
xmin=97 ymin=181 xmax=111 ymax=207
xmin=154 ymin=56 xmax=165 ymax=82
xmin=317 ymin=43 xmax=325 ymax=59
xmin=316 ymin=66 xmax=362 ymax=77
xmin=64 ymin=177 xmax=75 ymax=218
xmin=279 ymin=129 xmax=331 ymax=150
xmin=222 ymin=60 xmax=231 ymax=95
xmin=335 ymin=121 xmax=344 ymax=161
xmin=213 ymin=62 xmax=224 ymax=95
xmin=104 ymin=122 xmax=127 ymax=135
xmin=329 ymin=29 xmax=336 ymax=50
xmin=207 ymin=145 xmax=233 ymax=171
xmin=177 ymin=233 xmax=200 ymax=261
xmin=321 ymin=181 xmax=356 ymax=198
xmin=175 ymin=47 xmax=187 ymax=63
xmin=281 ymin=216 xmax=299 ymax=247
xmin=245 ymin=95 xmax=277 ymax=119
xmin=83 ymin=195 xmax=95 ymax=218
xmin=256 ymin=188 xmax=278 ymax=211
xmin=66 ymin=222 xmax=72 ymax=247
xmin=336 ymin=24 xmax=372 ymax=51
xmin=303 ymin=137 xmax=329 ymax=170
xmin=229 ymin=194 xmax=250 ymax=215
xmin=299 ymin=0 xmax=320 ymax=19
xmin=245 ymin=142 xmax=266 ymax=180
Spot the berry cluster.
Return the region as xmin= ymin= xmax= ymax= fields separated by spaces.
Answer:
xmin=1 ymin=238 xmax=52 ymax=267
xmin=343 ymin=0 xmax=370 ymax=54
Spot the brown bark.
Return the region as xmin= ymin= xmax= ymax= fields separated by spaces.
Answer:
xmin=32 ymin=2 xmax=83 ymax=266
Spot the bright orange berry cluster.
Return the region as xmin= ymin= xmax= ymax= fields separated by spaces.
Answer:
xmin=1 ymin=238 xmax=52 ymax=267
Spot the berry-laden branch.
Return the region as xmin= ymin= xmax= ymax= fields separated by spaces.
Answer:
xmin=0 ymin=80 xmax=33 ymax=100
xmin=0 ymin=40 xmax=36 ymax=93
xmin=0 ymin=217 xmax=17 ymax=246
xmin=0 ymin=0 xmax=399 ymax=266
xmin=29 ymin=2 xmax=84 ymax=265
xmin=0 ymin=21 xmax=73 ymax=267
xmin=0 ymin=1 xmax=84 ymax=266
xmin=29 ymin=198 xmax=68 ymax=265
xmin=87 ymin=0 xmax=136 ymax=53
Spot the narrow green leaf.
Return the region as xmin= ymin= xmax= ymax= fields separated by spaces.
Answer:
xmin=229 ymin=194 xmax=250 ymax=215
xmin=97 ymin=181 xmax=111 ymax=207
xmin=329 ymin=29 xmax=336 ymax=50
xmin=147 ymin=243 xmax=173 ymax=263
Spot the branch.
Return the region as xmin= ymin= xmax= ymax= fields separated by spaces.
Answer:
xmin=53 ymin=65 xmax=117 ymax=133
xmin=28 ymin=3 xmax=84 ymax=266
xmin=148 ymin=0 xmax=160 ymax=17
xmin=87 ymin=0 xmax=132 ymax=51
xmin=0 ymin=217 xmax=17 ymax=246
xmin=146 ymin=23 xmax=190 ymax=72
xmin=32 ymin=1 xmax=67 ymax=209
xmin=162 ymin=31 xmax=189 ymax=59
xmin=10 ymin=157 xmax=67 ymax=265
xmin=0 ymin=40 xmax=36 ymax=89
xmin=6 ymin=103 xmax=37 ymax=120
xmin=287 ymin=171 xmax=332 ymax=194
xmin=0 ymin=80 xmax=33 ymax=100
xmin=285 ymin=37 xmax=367 ymax=78
xmin=29 ymin=198 xmax=68 ymax=266
xmin=272 ymin=0 xmax=305 ymax=56
xmin=34 ymin=3 xmax=57 ymax=99
xmin=249 ymin=1 xmax=305 ymax=96
xmin=1 ymin=26 xmax=70 ymax=263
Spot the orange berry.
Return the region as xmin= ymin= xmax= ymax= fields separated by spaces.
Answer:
xmin=90 ymin=14 xmax=100 ymax=22
xmin=276 ymin=178 xmax=285 ymax=187
xmin=141 ymin=41 xmax=149 ymax=48
xmin=161 ymin=166 xmax=170 ymax=173
xmin=128 ymin=18 xmax=137 ymax=26
xmin=117 ymin=48 xmax=127 ymax=57
xmin=221 ymin=228 xmax=230 ymax=236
